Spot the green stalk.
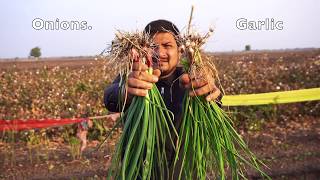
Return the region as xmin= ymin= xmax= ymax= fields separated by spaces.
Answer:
xmin=107 ymin=67 xmax=177 ymax=180
xmin=174 ymin=49 xmax=270 ymax=180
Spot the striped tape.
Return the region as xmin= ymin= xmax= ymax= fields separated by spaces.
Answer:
xmin=221 ymin=88 xmax=320 ymax=106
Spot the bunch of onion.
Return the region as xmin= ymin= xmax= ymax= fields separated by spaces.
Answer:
xmin=173 ymin=28 xmax=269 ymax=179
xmin=104 ymin=30 xmax=178 ymax=180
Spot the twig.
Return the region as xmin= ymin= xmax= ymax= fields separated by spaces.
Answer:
xmin=187 ymin=5 xmax=194 ymax=35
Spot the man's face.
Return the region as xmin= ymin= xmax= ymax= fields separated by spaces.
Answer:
xmin=153 ymin=32 xmax=180 ymax=77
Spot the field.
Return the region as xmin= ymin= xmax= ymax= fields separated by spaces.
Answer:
xmin=0 ymin=49 xmax=320 ymax=179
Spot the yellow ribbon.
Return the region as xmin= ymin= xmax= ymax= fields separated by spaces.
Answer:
xmin=221 ymin=88 xmax=320 ymax=106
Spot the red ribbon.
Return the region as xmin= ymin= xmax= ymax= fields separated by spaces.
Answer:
xmin=0 ymin=118 xmax=88 ymax=131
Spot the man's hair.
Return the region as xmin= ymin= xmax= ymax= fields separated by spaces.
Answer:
xmin=144 ymin=19 xmax=180 ymax=39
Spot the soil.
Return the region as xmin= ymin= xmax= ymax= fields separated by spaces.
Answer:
xmin=1 ymin=50 xmax=319 ymax=179
xmin=1 ymin=116 xmax=318 ymax=180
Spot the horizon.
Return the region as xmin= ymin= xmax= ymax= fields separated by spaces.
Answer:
xmin=1 ymin=47 xmax=319 ymax=61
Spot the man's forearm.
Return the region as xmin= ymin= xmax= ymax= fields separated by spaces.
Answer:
xmin=104 ymin=83 xmax=121 ymax=112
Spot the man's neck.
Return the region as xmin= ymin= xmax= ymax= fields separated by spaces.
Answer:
xmin=159 ymin=67 xmax=176 ymax=80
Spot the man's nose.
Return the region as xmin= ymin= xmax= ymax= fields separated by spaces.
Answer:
xmin=158 ymin=46 xmax=167 ymax=58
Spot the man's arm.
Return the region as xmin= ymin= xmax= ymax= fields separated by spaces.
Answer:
xmin=104 ymin=76 xmax=122 ymax=112
xmin=215 ymin=92 xmax=224 ymax=107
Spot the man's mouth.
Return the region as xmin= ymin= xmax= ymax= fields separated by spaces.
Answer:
xmin=159 ymin=59 xmax=169 ymax=62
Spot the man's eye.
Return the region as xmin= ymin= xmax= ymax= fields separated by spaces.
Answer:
xmin=164 ymin=44 xmax=172 ymax=48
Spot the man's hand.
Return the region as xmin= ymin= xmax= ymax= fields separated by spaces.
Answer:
xmin=180 ymin=73 xmax=221 ymax=102
xmin=127 ymin=49 xmax=161 ymax=97
xmin=127 ymin=62 xmax=161 ymax=96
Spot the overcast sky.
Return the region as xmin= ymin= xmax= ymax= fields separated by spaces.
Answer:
xmin=0 ymin=0 xmax=319 ymax=58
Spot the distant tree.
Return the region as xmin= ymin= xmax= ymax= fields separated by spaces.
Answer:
xmin=30 ymin=47 xmax=41 ymax=58
xmin=245 ymin=45 xmax=251 ymax=51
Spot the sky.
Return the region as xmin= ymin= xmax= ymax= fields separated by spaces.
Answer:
xmin=0 ymin=0 xmax=319 ymax=58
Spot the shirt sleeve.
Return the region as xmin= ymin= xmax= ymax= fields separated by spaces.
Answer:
xmin=215 ymin=92 xmax=223 ymax=107
xmin=103 ymin=76 xmax=122 ymax=112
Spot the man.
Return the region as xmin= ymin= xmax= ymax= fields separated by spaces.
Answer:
xmin=104 ymin=19 xmax=222 ymax=178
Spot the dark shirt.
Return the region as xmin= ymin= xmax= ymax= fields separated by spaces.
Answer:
xmin=104 ymin=66 xmax=186 ymax=131
xmin=104 ymin=66 xmax=223 ymax=131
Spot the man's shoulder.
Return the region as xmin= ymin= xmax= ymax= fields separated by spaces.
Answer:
xmin=175 ymin=66 xmax=185 ymax=76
